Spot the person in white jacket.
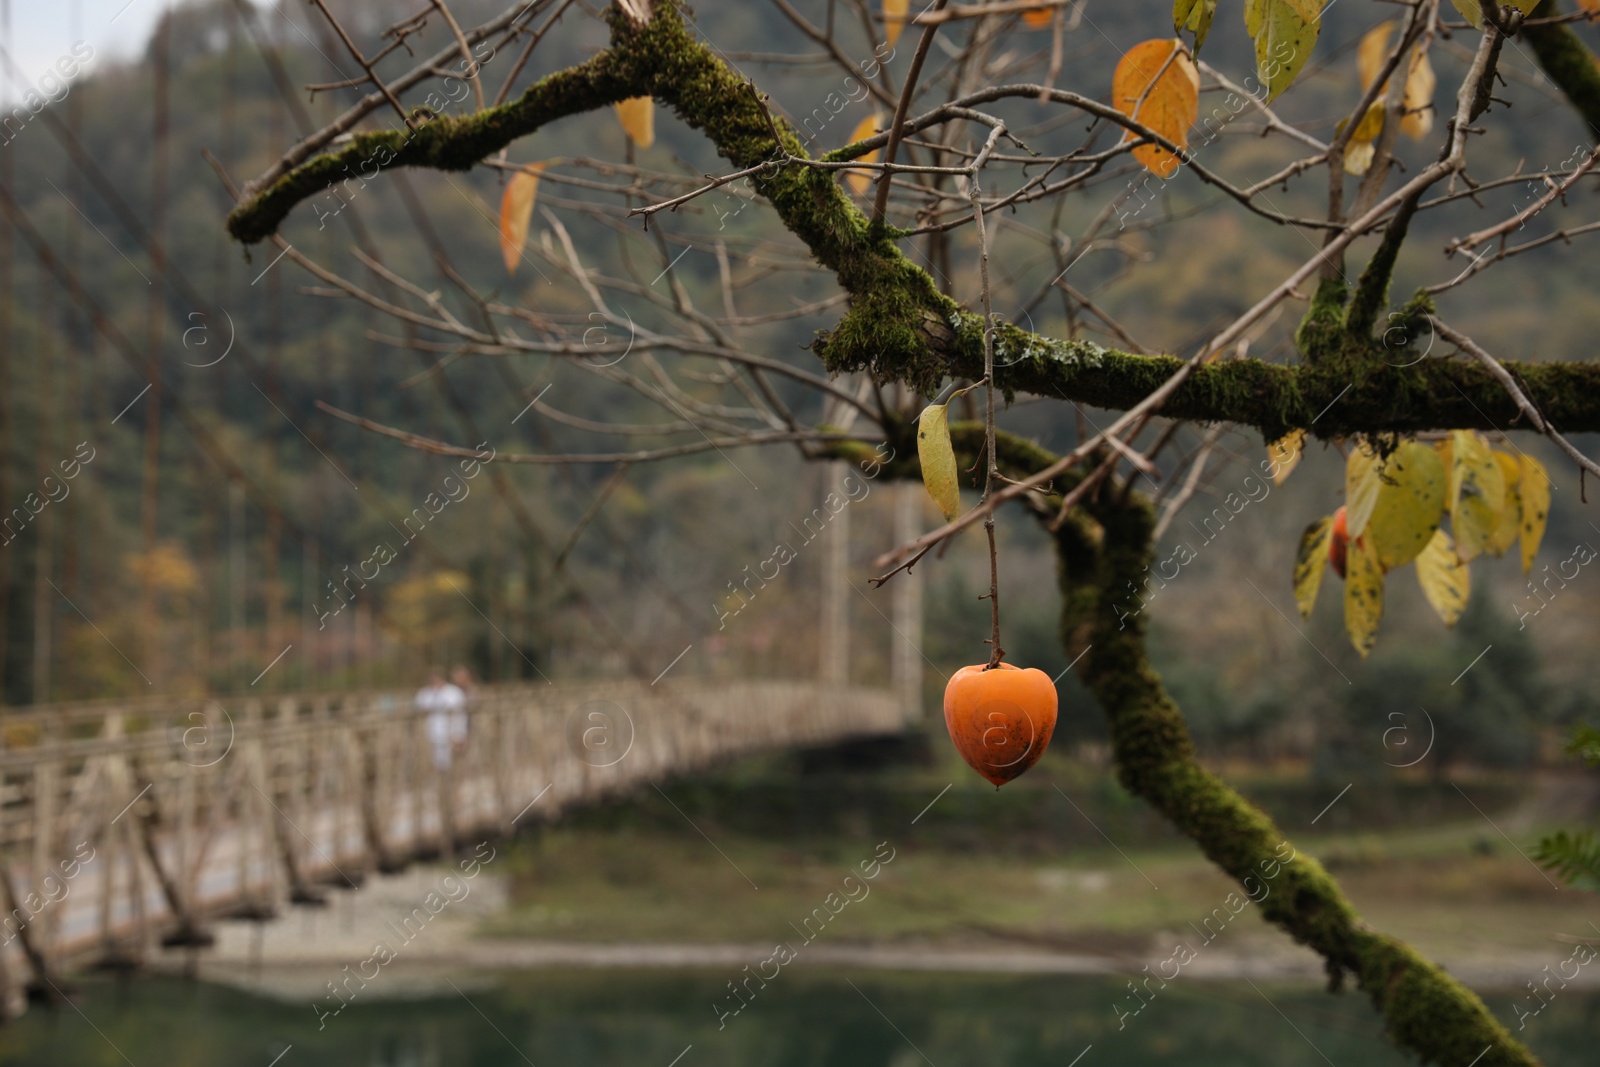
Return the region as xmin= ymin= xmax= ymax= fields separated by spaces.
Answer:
xmin=416 ymin=669 xmax=467 ymax=770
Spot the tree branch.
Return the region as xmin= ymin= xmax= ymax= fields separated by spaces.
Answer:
xmin=227 ymin=2 xmax=1600 ymax=446
xmin=1526 ymin=0 xmax=1600 ymax=135
xmin=1060 ymin=489 xmax=1543 ymax=1067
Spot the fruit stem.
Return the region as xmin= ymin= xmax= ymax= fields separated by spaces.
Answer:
xmin=969 ymin=150 xmax=1004 ymax=671
xmin=984 ymin=514 xmax=1004 ymax=668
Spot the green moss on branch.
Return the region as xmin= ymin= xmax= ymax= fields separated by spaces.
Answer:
xmin=224 ymin=3 xmax=1600 ymax=443
xmin=1527 ymin=1 xmax=1600 ymax=135
xmin=1058 ymin=490 xmax=1544 ymax=1067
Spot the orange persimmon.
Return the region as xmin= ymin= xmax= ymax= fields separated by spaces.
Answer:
xmin=943 ymin=662 xmax=1058 ymax=786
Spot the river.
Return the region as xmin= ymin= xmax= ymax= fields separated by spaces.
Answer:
xmin=1 ymin=970 xmax=1592 ymax=1065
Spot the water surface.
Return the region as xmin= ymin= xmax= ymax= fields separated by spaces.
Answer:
xmin=1 ymin=970 xmax=1591 ymax=1066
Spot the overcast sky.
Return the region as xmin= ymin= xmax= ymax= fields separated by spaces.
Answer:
xmin=1 ymin=0 xmax=176 ymax=104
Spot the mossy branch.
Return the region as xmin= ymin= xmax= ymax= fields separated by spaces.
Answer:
xmin=1056 ymin=489 xmax=1543 ymax=1067
xmin=227 ymin=42 xmax=643 ymax=244
xmin=224 ymin=2 xmax=1600 ymax=443
xmin=1526 ymin=0 xmax=1600 ymax=136
xmin=1345 ymin=190 xmax=1421 ymax=341
xmin=863 ymin=422 xmax=1545 ymax=1064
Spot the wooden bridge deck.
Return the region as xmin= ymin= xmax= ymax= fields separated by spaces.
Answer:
xmin=0 ymin=679 xmax=914 ymax=1009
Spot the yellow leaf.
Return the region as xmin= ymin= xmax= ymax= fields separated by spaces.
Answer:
xmin=1400 ymin=49 xmax=1435 ymax=140
xmin=917 ymin=402 xmax=960 ymax=521
xmin=1366 ymin=440 xmax=1447 ymax=570
xmin=1342 ymin=103 xmax=1385 ymax=175
xmin=1245 ymin=0 xmax=1324 ymax=102
xmin=1345 ymin=441 xmax=1383 ymax=539
xmin=843 ymin=113 xmax=883 ymax=197
xmin=1485 ymin=451 xmax=1522 ymax=558
xmin=1268 ymin=429 xmax=1305 ymax=485
xmin=1581 ymin=0 xmax=1600 ymax=12
xmin=1344 ymin=139 xmax=1376 ymax=177
xmin=1344 ymin=535 xmax=1384 ymax=658
xmin=1357 ymin=20 xmax=1395 ymax=90
xmin=1448 ymin=430 xmax=1505 ymax=562
xmin=1434 ymin=435 xmax=1453 ymax=476
xmin=884 ymin=0 xmax=908 ymax=47
xmin=614 ymin=96 xmax=655 ymax=149
xmin=1520 ymin=453 xmax=1551 ymax=574
xmin=1023 ymin=4 xmax=1055 ymax=29
xmin=1294 ymin=514 xmax=1333 ymax=619
xmin=1112 ymin=39 xmax=1199 ymax=179
xmin=1416 ymin=528 xmax=1470 ymax=627
xmin=498 ymin=163 xmax=544 ymax=275
xmin=1174 ymin=0 xmax=1218 ymax=52
xmin=1450 ymin=0 xmax=1539 ymax=28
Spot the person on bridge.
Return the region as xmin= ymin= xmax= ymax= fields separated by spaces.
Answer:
xmin=416 ymin=670 xmax=468 ymax=771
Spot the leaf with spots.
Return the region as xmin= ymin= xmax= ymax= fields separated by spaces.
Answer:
xmin=1366 ymin=440 xmax=1447 ymax=570
xmin=917 ymin=402 xmax=960 ymax=521
xmin=1447 ymin=430 xmax=1505 ymax=562
xmin=1344 ymin=440 xmax=1383 ymax=540
xmin=1520 ymin=453 xmax=1552 ymax=574
xmin=1294 ymin=514 xmax=1333 ymax=620
xmin=1485 ymin=451 xmax=1522 ymax=558
xmin=1416 ymin=528 xmax=1470 ymax=627
xmin=1344 ymin=535 xmax=1384 ymax=658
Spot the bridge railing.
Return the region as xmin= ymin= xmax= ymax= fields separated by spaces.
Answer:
xmin=0 ymin=678 xmax=918 ymax=1005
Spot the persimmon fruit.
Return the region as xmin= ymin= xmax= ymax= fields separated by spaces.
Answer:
xmin=943 ymin=662 xmax=1058 ymax=786
xmin=1329 ymin=505 xmax=1349 ymax=580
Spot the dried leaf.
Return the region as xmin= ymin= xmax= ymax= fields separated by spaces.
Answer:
xmin=1345 ymin=441 xmax=1383 ymax=540
xmin=1401 ymin=49 xmax=1435 ymax=140
xmin=1268 ymin=429 xmax=1305 ymax=485
xmin=1112 ymin=39 xmax=1199 ymax=178
xmin=884 ymin=0 xmax=909 ymax=47
xmin=1174 ymin=0 xmax=1219 ymax=53
xmin=1448 ymin=430 xmax=1505 ymax=562
xmin=1022 ymin=4 xmax=1055 ymax=28
xmin=1366 ymin=440 xmax=1447 ymax=571
xmin=1357 ymin=20 xmax=1396 ymax=90
xmin=1244 ymin=0 xmax=1324 ymax=102
xmin=1520 ymin=453 xmax=1552 ymax=574
xmin=1344 ymin=535 xmax=1384 ymax=658
xmin=917 ymin=402 xmax=960 ymax=520
xmin=614 ymin=96 xmax=655 ymax=149
xmin=497 ymin=163 xmax=544 ymax=275
xmin=844 ymin=113 xmax=883 ymax=197
xmin=1416 ymin=528 xmax=1470 ymax=627
xmin=1294 ymin=514 xmax=1333 ymax=619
